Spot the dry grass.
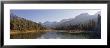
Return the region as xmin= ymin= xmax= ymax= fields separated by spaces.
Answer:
xmin=10 ymin=30 xmax=45 ymax=39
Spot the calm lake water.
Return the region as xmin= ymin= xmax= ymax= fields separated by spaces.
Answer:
xmin=37 ymin=32 xmax=101 ymax=39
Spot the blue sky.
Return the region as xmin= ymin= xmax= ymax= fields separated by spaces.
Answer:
xmin=10 ymin=9 xmax=100 ymax=23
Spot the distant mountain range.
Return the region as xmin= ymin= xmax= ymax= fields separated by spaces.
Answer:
xmin=43 ymin=11 xmax=101 ymax=28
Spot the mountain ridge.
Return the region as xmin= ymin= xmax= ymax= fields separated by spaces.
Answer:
xmin=43 ymin=11 xmax=101 ymax=28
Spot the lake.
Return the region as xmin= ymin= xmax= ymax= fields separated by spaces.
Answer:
xmin=37 ymin=32 xmax=101 ymax=39
xmin=10 ymin=31 xmax=101 ymax=39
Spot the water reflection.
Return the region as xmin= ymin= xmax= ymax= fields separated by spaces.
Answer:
xmin=37 ymin=32 xmax=101 ymax=39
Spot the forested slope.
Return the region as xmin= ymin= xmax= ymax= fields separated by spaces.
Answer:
xmin=10 ymin=13 xmax=46 ymax=32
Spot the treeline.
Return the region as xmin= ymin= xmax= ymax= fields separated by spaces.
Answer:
xmin=53 ymin=14 xmax=101 ymax=32
xmin=10 ymin=14 xmax=46 ymax=32
xmin=53 ymin=19 xmax=96 ymax=31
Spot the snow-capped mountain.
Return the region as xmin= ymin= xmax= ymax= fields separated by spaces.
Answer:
xmin=43 ymin=11 xmax=101 ymax=28
xmin=43 ymin=21 xmax=58 ymax=28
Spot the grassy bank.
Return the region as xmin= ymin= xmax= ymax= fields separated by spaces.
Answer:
xmin=10 ymin=30 xmax=45 ymax=39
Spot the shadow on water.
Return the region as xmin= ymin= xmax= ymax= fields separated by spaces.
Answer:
xmin=87 ymin=32 xmax=101 ymax=39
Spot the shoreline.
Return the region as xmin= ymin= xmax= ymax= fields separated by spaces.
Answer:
xmin=10 ymin=30 xmax=93 ymax=35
